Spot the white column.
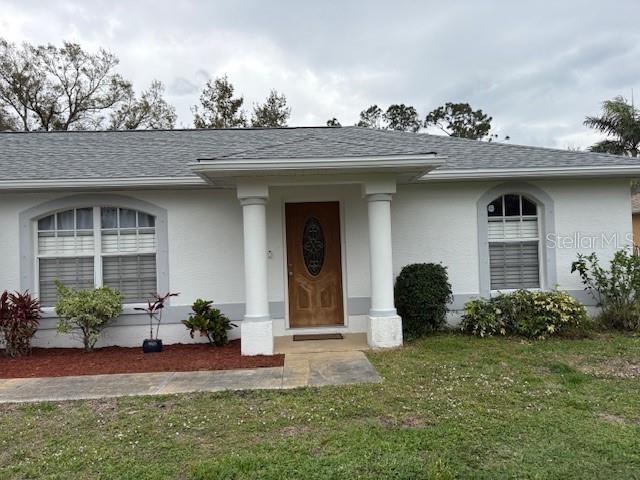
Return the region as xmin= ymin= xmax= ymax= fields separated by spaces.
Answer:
xmin=367 ymin=194 xmax=396 ymax=316
xmin=239 ymin=194 xmax=273 ymax=356
xmin=365 ymin=191 xmax=403 ymax=348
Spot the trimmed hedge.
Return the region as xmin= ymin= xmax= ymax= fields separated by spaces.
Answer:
xmin=394 ymin=263 xmax=453 ymax=339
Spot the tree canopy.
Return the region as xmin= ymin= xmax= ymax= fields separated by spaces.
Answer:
xmin=109 ymin=80 xmax=176 ymax=130
xmin=356 ymin=105 xmax=384 ymax=129
xmin=251 ymin=89 xmax=290 ymax=127
xmin=326 ymin=117 xmax=341 ymax=127
xmin=192 ymin=75 xmax=247 ymax=128
xmin=424 ymin=102 xmax=493 ymax=140
xmin=0 ymin=39 xmax=130 ymax=130
xmin=0 ymin=38 xmax=176 ymax=131
xmin=584 ymin=96 xmax=640 ymax=157
xmin=384 ymin=104 xmax=421 ymax=132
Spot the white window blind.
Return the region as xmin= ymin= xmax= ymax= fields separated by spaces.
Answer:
xmin=38 ymin=257 xmax=94 ymax=307
xmin=102 ymin=254 xmax=157 ymax=304
xmin=489 ymin=242 xmax=540 ymax=290
xmin=487 ymin=194 xmax=541 ymax=290
xmin=36 ymin=207 xmax=157 ymax=306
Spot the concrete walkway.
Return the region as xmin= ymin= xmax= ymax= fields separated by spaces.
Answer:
xmin=0 ymin=351 xmax=381 ymax=404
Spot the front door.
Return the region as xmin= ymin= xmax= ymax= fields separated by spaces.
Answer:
xmin=285 ymin=202 xmax=344 ymax=327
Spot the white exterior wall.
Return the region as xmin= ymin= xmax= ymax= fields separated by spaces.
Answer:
xmin=0 ymin=185 xmax=371 ymax=348
xmin=392 ymin=178 xmax=632 ymax=311
xmin=0 ymin=177 xmax=632 ymax=347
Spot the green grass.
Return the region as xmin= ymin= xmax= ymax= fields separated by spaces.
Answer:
xmin=1 ymin=332 xmax=639 ymax=479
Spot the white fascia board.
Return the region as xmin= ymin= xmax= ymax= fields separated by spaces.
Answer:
xmin=0 ymin=176 xmax=207 ymax=191
xmin=421 ymin=165 xmax=640 ymax=181
xmin=190 ymin=154 xmax=444 ymax=179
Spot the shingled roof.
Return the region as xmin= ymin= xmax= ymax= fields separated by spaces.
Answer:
xmin=0 ymin=126 xmax=638 ymax=182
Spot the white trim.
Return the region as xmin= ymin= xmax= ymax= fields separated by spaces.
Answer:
xmin=422 ymin=165 xmax=640 ymax=181
xmin=0 ymin=176 xmax=206 ymax=190
xmin=194 ymin=154 xmax=441 ymax=168
xmin=191 ymin=154 xmax=444 ymax=183
xmin=93 ymin=207 xmax=103 ymax=288
xmin=487 ymin=193 xmax=542 ymax=291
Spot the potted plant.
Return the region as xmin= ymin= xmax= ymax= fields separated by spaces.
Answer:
xmin=135 ymin=292 xmax=178 ymax=353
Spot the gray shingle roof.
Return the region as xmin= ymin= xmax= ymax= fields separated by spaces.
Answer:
xmin=0 ymin=126 xmax=637 ymax=182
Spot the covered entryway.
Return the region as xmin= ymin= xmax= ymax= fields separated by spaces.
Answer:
xmin=190 ymin=154 xmax=444 ymax=355
xmin=285 ymin=201 xmax=344 ymax=328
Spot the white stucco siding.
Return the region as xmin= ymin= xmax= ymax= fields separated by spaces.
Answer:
xmin=122 ymin=189 xmax=246 ymax=304
xmin=392 ymin=183 xmax=483 ymax=296
xmin=535 ymin=178 xmax=632 ymax=290
xmin=0 ymin=192 xmax=60 ymax=292
xmin=0 ymin=176 xmax=632 ymax=347
xmin=392 ymin=178 xmax=633 ymax=305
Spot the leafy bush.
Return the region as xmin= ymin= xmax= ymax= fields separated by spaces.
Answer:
xmin=0 ymin=290 xmax=41 ymax=357
xmin=460 ymin=297 xmax=508 ymax=337
xmin=571 ymin=250 xmax=640 ymax=331
xmin=55 ymin=281 xmax=123 ymax=351
xmin=182 ymin=299 xmax=236 ymax=346
xmin=461 ymin=289 xmax=587 ymax=339
xmin=394 ymin=263 xmax=453 ymax=339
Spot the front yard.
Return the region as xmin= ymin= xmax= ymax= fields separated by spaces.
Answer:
xmin=1 ymin=333 xmax=639 ymax=479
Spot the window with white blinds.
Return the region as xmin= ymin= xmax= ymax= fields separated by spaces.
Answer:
xmin=487 ymin=194 xmax=540 ymax=290
xmin=36 ymin=207 xmax=157 ymax=306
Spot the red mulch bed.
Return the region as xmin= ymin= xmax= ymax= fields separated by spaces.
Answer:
xmin=0 ymin=340 xmax=284 ymax=379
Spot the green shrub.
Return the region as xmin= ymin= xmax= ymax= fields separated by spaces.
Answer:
xmin=182 ymin=299 xmax=236 ymax=346
xmin=571 ymin=250 xmax=640 ymax=331
xmin=54 ymin=281 xmax=123 ymax=351
xmin=461 ymin=289 xmax=587 ymax=339
xmin=394 ymin=263 xmax=453 ymax=339
xmin=460 ymin=297 xmax=508 ymax=337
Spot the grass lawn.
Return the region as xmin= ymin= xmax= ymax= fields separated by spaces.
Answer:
xmin=1 ymin=333 xmax=639 ymax=479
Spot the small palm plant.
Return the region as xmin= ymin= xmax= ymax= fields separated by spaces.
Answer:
xmin=135 ymin=292 xmax=178 ymax=353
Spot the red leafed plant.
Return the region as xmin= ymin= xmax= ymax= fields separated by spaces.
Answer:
xmin=0 ymin=290 xmax=41 ymax=357
xmin=134 ymin=292 xmax=179 ymax=340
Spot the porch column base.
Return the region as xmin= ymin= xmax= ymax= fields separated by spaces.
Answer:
xmin=241 ymin=316 xmax=273 ymax=356
xmin=367 ymin=314 xmax=403 ymax=348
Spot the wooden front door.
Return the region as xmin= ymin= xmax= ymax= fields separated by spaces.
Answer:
xmin=285 ymin=202 xmax=344 ymax=327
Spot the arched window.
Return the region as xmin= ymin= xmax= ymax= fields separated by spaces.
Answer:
xmin=487 ymin=193 xmax=540 ymax=290
xmin=36 ymin=206 xmax=157 ymax=306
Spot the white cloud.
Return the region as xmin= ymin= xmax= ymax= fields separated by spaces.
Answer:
xmin=1 ymin=0 xmax=639 ymax=147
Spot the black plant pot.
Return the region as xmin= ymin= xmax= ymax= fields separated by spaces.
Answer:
xmin=143 ymin=338 xmax=163 ymax=353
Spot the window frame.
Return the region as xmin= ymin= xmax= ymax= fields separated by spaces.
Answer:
xmin=20 ymin=194 xmax=169 ymax=313
xmin=476 ymin=183 xmax=557 ymax=298
xmin=487 ymin=193 xmax=542 ymax=292
xmin=34 ymin=206 xmax=158 ymax=307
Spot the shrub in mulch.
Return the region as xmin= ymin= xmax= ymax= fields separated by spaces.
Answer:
xmin=0 ymin=340 xmax=284 ymax=379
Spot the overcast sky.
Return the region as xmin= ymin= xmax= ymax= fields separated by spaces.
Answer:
xmin=1 ymin=0 xmax=639 ymax=149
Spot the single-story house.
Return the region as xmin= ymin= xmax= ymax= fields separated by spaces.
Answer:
xmin=0 ymin=127 xmax=637 ymax=355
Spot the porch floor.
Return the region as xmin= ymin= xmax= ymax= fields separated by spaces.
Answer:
xmin=274 ymin=332 xmax=369 ymax=354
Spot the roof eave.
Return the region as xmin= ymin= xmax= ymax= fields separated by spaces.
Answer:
xmin=190 ymin=154 xmax=445 ymax=185
xmin=420 ymin=165 xmax=640 ymax=181
xmin=0 ymin=176 xmax=207 ymax=191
